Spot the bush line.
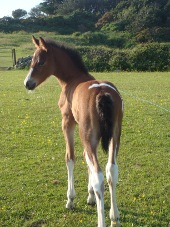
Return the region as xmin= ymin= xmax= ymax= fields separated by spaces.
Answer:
xmin=17 ymin=43 xmax=170 ymax=72
xmin=78 ymin=43 xmax=170 ymax=72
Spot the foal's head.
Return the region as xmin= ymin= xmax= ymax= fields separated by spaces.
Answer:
xmin=24 ymin=36 xmax=54 ymax=90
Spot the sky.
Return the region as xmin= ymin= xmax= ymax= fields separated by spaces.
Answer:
xmin=0 ymin=0 xmax=42 ymax=18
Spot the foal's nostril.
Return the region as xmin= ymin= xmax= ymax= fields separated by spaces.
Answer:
xmin=26 ymin=80 xmax=36 ymax=90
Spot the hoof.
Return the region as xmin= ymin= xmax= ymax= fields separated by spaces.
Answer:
xmin=111 ymin=219 xmax=121 ymax=227
xmin=66 ymin=200 xmax=75 ymax=209
xmin=87 ymin=194 xmax=96 ymax=205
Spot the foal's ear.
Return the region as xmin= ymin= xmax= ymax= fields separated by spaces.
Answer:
xmin=39 ymin=37 xmax=48 ymax=52
xmin=32 ymin=36 xmax=39 ymax=48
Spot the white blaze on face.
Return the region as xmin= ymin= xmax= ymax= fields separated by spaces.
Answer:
xmin=24 ymin=68 xmax=34 ymax=86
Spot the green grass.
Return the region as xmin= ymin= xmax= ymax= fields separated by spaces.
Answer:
xmin=0 ymin=71 xmax=170 ymax=227
xmin=0 ymin=31 xmax=92 ymax=64
xmin=0 ymin=31 xmax=98 ymax=69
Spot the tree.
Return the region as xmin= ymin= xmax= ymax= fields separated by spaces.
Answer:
xmin=12 ymin=9 xmax=27 ymax=19
xmin=100 ymin=0 xmax=170 ymax=33
xmin=58 ymin=0 xmax=119 ymax=15
xmin=30 ymin=0 xmax=121 ymax=16
xmin=29 ymin=6 xmax=44 ymax=17
xmin=39 ymin=0 xmax=63 ymax=15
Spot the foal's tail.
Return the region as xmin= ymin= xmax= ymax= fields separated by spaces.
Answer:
xmin=96 ymin=93 xmax=114 ymax=153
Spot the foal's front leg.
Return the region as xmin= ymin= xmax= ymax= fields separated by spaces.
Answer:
xmin=62 ymin=115 xmax=76 ymax=209
xmin=66 ymin=159 xmax=75 ymax=209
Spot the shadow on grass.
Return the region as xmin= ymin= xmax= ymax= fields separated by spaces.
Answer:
xmin=64 ymin=202 xmax=169 ymax=226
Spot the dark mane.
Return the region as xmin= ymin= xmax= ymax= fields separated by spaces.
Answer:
xmin=45 ymin=39 xmax=88 ymax=74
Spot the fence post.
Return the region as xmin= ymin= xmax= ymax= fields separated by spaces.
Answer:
xmin=12 ymin=49 xmax=16 ymax=67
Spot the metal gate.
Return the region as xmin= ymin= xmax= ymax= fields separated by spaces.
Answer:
xmin=0 ymin=48 xmax=16 ymax=70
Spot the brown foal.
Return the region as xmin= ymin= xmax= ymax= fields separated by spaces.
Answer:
xmin=24 ymin=36 xmax=123 ymax=227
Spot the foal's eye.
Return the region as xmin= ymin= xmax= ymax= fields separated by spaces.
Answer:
xmin=38 ymin=61 xmax=45 ymax=67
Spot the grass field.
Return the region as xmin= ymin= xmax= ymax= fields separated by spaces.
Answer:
xmin=0 ymin=32 xmax=81 ymax=69
xmin=0 ymin=71 xmax=170 ymax=227
xmin=0 ymin=31 xmax=91 ymax=64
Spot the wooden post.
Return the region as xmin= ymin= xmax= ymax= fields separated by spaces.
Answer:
xmin=12 ymin=49 xmax=16 ymax=67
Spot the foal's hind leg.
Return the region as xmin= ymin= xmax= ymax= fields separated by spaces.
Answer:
xmin=62 ymin=114 xmax=76 ymax=209
xmin=106 ymin=138 xmax=121 ymax=227
xmin=87 ymin=167 xmax=96 ymax=205
xmin=80 ymin=119 xmax=105 ymax=226
xmin=85 ymin=151 xmax=105 ymax=227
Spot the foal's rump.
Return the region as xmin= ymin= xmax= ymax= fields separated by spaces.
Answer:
xmin=73 ymin=80 xmax=122 ymax=152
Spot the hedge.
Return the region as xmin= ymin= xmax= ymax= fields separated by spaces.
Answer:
xmin=18 ymin=43 xmax=170 ymax=72
xmin=78 ymin=43 xmax=170 ymax=72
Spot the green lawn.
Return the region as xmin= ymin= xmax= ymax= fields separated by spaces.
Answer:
xmin=0 ymin=71 xmax=170 ymax=226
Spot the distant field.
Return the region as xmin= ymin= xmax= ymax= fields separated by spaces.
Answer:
xmin=0 ymin=32 xmax=88 ymax=63
xmin=0 ymin=71 xmax=170 ymax=226
xmin=0 ymin=31 xmax=94 ymax=69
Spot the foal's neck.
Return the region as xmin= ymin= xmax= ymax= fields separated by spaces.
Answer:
xmin=52 ymin=46 xmax=94 ymax=88
xmin=57 ymin=72 xmax=94 ymax=89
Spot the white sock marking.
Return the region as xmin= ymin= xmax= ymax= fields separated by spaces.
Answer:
xmin=85 ymin=152 xmax=106 ymax=227
xmin=66 ymin=159 xmax=76 ymax=208
xmin=106 ymin=161 xmax=120 ymax=223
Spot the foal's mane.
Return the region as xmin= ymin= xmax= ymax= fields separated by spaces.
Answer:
xmin=45 ymin=39 xmax=88 ymax=74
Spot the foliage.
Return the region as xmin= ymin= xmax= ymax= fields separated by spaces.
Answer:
xmin=97 ymin=0 xmax=170 ymax=42
xmin=78 ymin=46 xmax=112 ymax=72
xmin=30 ymin=0 xmax=119 ymax=16
xmin=0 ymin=71 xmax=170 ymax=226
xmin=129 ymin=43 xmax=170 ymax=71
xmin=29 ymin=6 xmax=45 ymax=18
xmin=39 ymin=0 xmax=63 ymax=15
xmin=109 ymin=51 xmax=130 ymax=71
xmin=95 ymin=11 xmax=114 ymax=29
xmin=78 ymin=43 xmax=170 ymax=72
xmin=0 ymin=12 xmax=97 ymax=34
xmin=12 ymin=9 xmax=27 ymax=19
xmin=57 ymin=0 xmax=118 ymax=15
xmin=79 ymin=30 xmax=127 ymax=47
xmin=0 ymin=0 xmax=169 ymax=45
xmin=135 ymin=27 xmax=170 ymax=43
xmin=0 ymin=32 xmax=169 ymax=72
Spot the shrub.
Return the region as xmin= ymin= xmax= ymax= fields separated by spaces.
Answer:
xmin=109 ymin=51 xmax=130 ymax=71
xmin=81 ymin=32 xmax=108 ymax=46
xmin=129 ymin=43 xmax=170 ymax=71
xmin=78 ymin=46 xmax=112 ymax=72
xmin=136 ymin=27 xmax=170 ymax=43
xmin=78 ymin=43 xmax=170 ymax=72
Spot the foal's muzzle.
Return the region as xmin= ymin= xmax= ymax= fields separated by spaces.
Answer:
xmin=25 ymin=80 xmax=36 ymax=90
xmin=24 ymin=68 xmax=37 ymax=90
